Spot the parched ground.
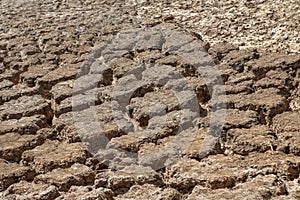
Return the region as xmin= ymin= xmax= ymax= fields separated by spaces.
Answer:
xmin=0 ymin=0 xmax=299 ymax=199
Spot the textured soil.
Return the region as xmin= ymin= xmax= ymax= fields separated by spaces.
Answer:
xmin=0 ymin=0 xmax=299 ymax=199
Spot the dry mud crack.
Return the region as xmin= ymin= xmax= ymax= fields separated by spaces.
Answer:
xmin=0 ymin=0 xmax=300 ymax=199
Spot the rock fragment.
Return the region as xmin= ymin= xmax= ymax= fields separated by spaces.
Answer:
xmin=3 ymin=181 xmax=60 ymax=200
xmin=0 ymin=115 xmax=47 ymax=135
xmin=0 ymin=159 xmax=35 ymax=192
xmin=57 ymin=186 xmax=114 ymax=200
xmin=115 ymin=184 xmax=181 ymax=200
xmin=0 ymin=132 xmax=44 ymax=161
xmin=21 ymin=140 xmax=91 ymax=173
xmin=226 ymin=125 xmax=275 ymax=155
xmin=165 ymin=152 xmax=300 ymax=190
xmin=0 ymin=95 xmax=52 ymax=121
xmin=187 ymin=174 xmax=286 ymax=200
xmin=34 ymin=164 xmax=95 ymax=191
xmin=107 ymin=165 xmax=163 ymax=190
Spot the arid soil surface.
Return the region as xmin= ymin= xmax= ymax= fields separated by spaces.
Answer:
xmin=0 ymin=0 xmax=299 ymax=199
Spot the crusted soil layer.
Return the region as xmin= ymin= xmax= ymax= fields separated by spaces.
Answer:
xmin=0 ymin=0 xmax=299 ymax=199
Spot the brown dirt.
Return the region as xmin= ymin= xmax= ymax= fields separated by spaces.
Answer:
xmin=0 ymin=0 xmax=299 ymax=199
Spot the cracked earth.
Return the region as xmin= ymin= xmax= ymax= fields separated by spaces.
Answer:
xmin=0 ymin=0 xmax=299 ymax=199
